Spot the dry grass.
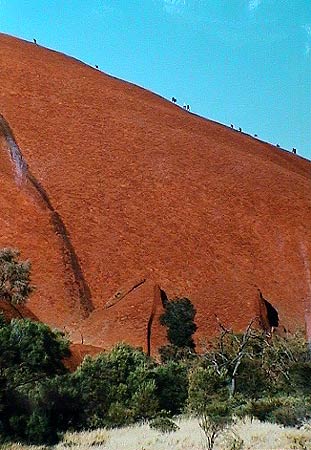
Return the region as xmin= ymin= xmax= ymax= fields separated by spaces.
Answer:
xmin=221 ymin=419 xmax=311 ymax=449
xmin=2 ymin=417 xmax=311 ymax=450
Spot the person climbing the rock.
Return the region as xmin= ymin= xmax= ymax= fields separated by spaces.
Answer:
xmin=186 ymin=104 xmax=190 ymax=111
xmin=171 ymin=97 xmax=177 ymax=103
xmin=292 ymin=148 xmax=297 ymax=154
xmin=33 ymin=38 xmax=37 ymax=44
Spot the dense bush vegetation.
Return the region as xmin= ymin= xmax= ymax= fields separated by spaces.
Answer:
xmin=0 ymin=317 xmax=70 ymax=444
xmin=72 ymin=343 xmax=158 ymax=428
xmin=187 ymin=327 xmax=311 ymax=448
xmin=1 ymin=316 xmax=311 ymax=446
xmin=1 ymin=250 xmax=311 ymax=447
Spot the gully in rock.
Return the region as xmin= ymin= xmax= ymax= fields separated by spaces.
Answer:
xmin=0 ymin=114 xmax=93 ymax=317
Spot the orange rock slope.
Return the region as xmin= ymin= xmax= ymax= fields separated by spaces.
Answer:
xmin=0 ymin=33 xmax=311 ymax=353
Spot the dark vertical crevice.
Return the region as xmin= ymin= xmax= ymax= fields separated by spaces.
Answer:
xmin=258 ymin=289 xmax=279 ymax=331
xmin=147 ymin=308 xmax=155 ymax=357
xmin=147 ymin=286 xmax=160 ymax=357
xmin=0 ymin=114 xmax=93 ymax=317
xmin=160 ymin=288 xmax=168 ymax=308
xmin=264 ymin=299 xmax=279 ymax=328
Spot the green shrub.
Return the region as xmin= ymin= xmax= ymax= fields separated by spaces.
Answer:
xmin=106 ymin=402 xmax=135 ymax=427
xmin=153 ymin=361 xmax=189 ymax=414
xmin=0 ymin=248 xmax=33 ymax=307
xmin=149 ymin=417 xmax=179 ymax=433
xmin=0 ymin=319 xmax=70 ymax=377
xmin=74 ymin=343 xmax=159 ymax=428
xmin=199 ymin=400 xmax=234 ymax=450
xmin=27 ymin=375 xmax=82 ymax=435
xmin=130 ymin=380 xmax=159 ymax=419
xmin=245 ymin=396 xmax=311 ymax=427
xmin=259 ymin=332 xmax=311 ymax=396
xmin=188 ymin=365 xmax=233 ymax=450
xmin=24 ymin=411 xmax=58 ymax=445
xmin=158 ymin=343 xmax=196 ymax=363
xmin=202 ymin=327 xmax=311 ymax=399
xmin=160 ymin=297 xmax=197 ymax=350
xmin=0 ymin=319 xmax=71 ymax=445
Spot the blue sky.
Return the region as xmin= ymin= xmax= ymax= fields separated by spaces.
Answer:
xmin=0 ymin=0 xmax=310 ymax=158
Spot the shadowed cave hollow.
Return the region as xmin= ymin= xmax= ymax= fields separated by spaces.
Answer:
xmin=258 ymin=290 xmax=279 ymax=331
xmin=264 ymin=299 xmax=279 ymax=328
xmin=160 ymin=288 xmax=169 ymax=308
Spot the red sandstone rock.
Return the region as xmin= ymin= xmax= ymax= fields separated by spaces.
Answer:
xmin=63 ymin=344 xmax=104 ymax=371
xmin=0 ymin=33 xmax=311 ymax=352
xmin=0 ymin=299 xmax=38 ymax=322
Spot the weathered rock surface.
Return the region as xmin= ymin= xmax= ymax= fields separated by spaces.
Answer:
xmin=0 ymin=33 xmax=311 ymax=351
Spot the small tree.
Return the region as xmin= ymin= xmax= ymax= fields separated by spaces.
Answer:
xmin=204 ymin=324 xmax=311 ymax=399
xmin=160 ymin=297 xmax=197 ymax=350
xmin=204 ymin=319 xmax=258 ymax=397
xmin=0 ymin=248 xmax=33 ymax=308
xmin=153 ymin=360 xmax=189 ymax=414
xmin=188 ymin=365 xmax=234 ymax=450
xmin=74 ymin=343 xmax=158 ymax=428
xmin=0 ymin=318 xmax=70 ymax=444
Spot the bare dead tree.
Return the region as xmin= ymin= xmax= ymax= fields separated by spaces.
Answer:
xmin=207 ymin=317 xmax=259 ymax=396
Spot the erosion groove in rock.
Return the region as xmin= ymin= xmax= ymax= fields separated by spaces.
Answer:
xmin=147 ymin=285 xmax=161 ymax=356
xmin=0 ymin=114 xmax=93 ymax=317
xmin=105 ymin=278 xmax=146 ymax=309
xmin=1 ymin=34 xmax=311 ymax=352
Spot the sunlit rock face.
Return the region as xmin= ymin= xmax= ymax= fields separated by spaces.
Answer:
xmin=0 ymin=32 xmax=311 ymax=352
